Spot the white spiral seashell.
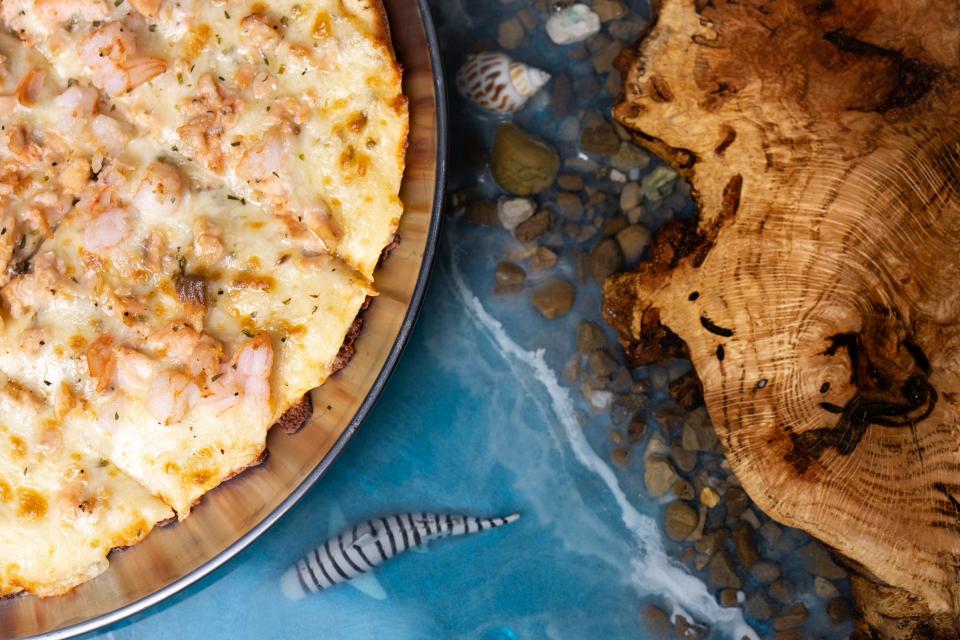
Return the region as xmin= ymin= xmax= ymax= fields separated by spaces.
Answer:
xmin=456 ymin=52 xmax=551 ymax=114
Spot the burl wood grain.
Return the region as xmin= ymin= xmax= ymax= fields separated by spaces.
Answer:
xmin=604 ymin=0 xmax=960 ymax=636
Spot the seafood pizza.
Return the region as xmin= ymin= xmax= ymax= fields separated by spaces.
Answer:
xmin=0 ymin=0 xmax=407 ymax=596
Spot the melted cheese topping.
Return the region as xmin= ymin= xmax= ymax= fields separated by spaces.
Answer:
xmin=0 ymin=0 xmax=403 ymax=597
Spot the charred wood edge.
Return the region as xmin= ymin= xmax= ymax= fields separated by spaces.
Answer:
xmin=849 ymin=570 xmax=960 ymax=639
xmin=785 ymin=331 xmax=938 ymax=474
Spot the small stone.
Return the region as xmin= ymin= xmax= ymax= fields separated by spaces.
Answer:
xmin=557 ymin=173 xmax=584 ymax=191
xmin=719 ymin=589 xmax=739 ymax=608
xmin=700 ymin=486 xmax=720 ymax=508
xmin=611 ymin=447 xmax=629 ymax=467
xmin=556 ymin=191 xmax=584 ymax=219
xmin=492 ymin=124 xmax=560 ymax=196
xmin=751 ymin=562 xmax=781 ymax=584
xmin=627 ymin=414 xmax=646 ymax=441
xmin=497 ymin=18 xmax=525 ymax=49
xmin=768 ymin=579 xmax=794 ymax=604
xmin=529 ymin=246 xmax=558 ymax=271
xmin=611 ymin=141 xmax=650 ymax=173
xmin=745 ymin=593 xmax=773 ymax=621
xmin=494 ymin=261 xmax=526 ymax=289
xmin=639 ymin=604 xmax=672 ymax=638
xmin=531 ymin=278 xmax=575 ymax=319
xmin=826 ymin=597 xmax=851 ymax=623
xmin=580 ymin=115 xmax=621 ymax=156
xmin=674 ymin=615 xmax=709 ymax=640
xmin=644 ymin=455 xmax=679 ymax=497
xmin=616 ymin=225 xmax=650 ymax=264
xmin=626 ymin=205 xmax=645 ymax=225
xmin=759 ymin=520 xmax=782 ymax=544
xmin=497 ymin=198 xmax=535 ymax=230
xmin=664 ymin=501 xmax=698 ymax=541
xmin=608 ymin=368 xmax=635 ymax=394
xmin=724 ymin=486 xmax=750 ymax=517
xmin=671 ymin=443 xmax=697 ymax=473
xmin=773 ymin=603 xmax=808 ymax=631
xmin=465 ymin=199 xmax=498 ymax=226
xmin=814 ymin=576 xmax=841 ymax=599
xmin=681 ymin=409 xmax=718 ymax=451
xmin=672 ymin=478 xmax=695 ymax=501
xmin=517 ymin=9 xmax=537 ymax=30
xmin=587 ymin=388 xmax=614 ymax=411
xmin=603 ymin=216 xmax=628 ymax=238
xmin=591 ymin=41 xmax=620 ymax=74
xmin=733 ymin=522 xmax=760 ymax=569
xmin=708 ymin=551 xmax=742 ymax=589
xmin=546 ymin=4 xmax=601 ymax=45
xmin=551 ymin=74 xmax=573 ymax=118
xmin=798 ymin=541 xmax=847 ymax=579
xmin=577 ymin=321 xmax=607 ymax=353
xmin=694 ymin=528 xmax=728 ymax=557
xmin=620 ymin=182 xmax=642 ymax=211
xmin=589 ymin=238 xmax=624 ymax=284
xmin=592 ymin=0 xmax=627 ymax=21
xmin=609 ymin=166 xmax=626 ymax=182
xmin=588 ymin=350 xmax=617 ymax=376
xmin=641 ymin=165 xmax=679 ymax=202
xmin=514 ymin=209 xmax=551 ymax=243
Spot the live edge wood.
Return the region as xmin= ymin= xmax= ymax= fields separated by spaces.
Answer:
xmin=603 ymin=1 xmax=960 ymax=636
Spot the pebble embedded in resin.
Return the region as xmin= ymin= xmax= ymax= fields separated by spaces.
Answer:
xmin=456 ymin=51 xmax=551 ymax=114
xmin=546 ymin=4 xmax=601 ymax=45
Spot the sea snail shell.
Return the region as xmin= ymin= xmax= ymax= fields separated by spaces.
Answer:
xmin=456 ymin=52 xmax=551 ymax=114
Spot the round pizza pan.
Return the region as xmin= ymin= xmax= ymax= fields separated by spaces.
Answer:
xmin=0 ymin=0 xmax=446 ymax=636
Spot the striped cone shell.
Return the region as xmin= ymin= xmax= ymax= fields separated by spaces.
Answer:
xmin=456 ymin=52 xmax=551 ymax=114
xmin=281 ymin=512 xmax=520 ymax=599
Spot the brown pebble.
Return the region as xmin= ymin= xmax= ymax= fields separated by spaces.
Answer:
xmin=494 ymin=261 xmax=525 ymax=289
xmin=556 ymin=191 xmax=584 ymax=219
xmin=725 ymin=486 xmax=750 ymax=517
xmin=750 ymin=561 xmax=781 ymax=584
xmin=797 ymin=541 xmax=847 ymax=580
xmin=588 ymin=350 xmax=617 ymax=376
xmin=577 ymin=321 xmax=607 ymax=353
xmin=589 ymin=238 xmax=624 ymax=284
xmin=611 ymin=448 xmax=629 ymax=467
xmin=671 ymin=443 xmax=697 ymax=473
xmin=733 ymin=522 xmax=760 ymax=569
xmin=514 ymin=209 xmax=551 ymax=243
xmin=593 ymin=0 xmax=628 ymax=21
xmin=491 ymin=124 xmax=560 ymax=196
xmin=556 ymin=173 xmax=584 ymax=191
xmin=639 ymin=604 xmax=672 ymax=638
xmin=580 ymin=116 xmax=621 ymax=156
xmin=673 ymin=614 xmax=708 ymax=640
xmin=627 ymin=414 xmax=646 ymax=441
xmin=530 ymin=278 xmax=575 ymax=319
xmin=745 ymin=592 xmax=773 ymax=621
xmin=768 ymin=579 xmax=794 ymax=604
xmin=694 ymin=527 xmax=728 ymax=556
xmin=603 ymin=216 xmax=629 ymax=238
xmin=465 ymin=200 xmax=499 ymax=226
xmin=530 ymin=246 xmax=558 ymax=271
xmin=708 ymin=551 xmax=742 ymax=589
xmin=497 ymin=19 xmax=524 ymax=49
xmin=615 ymin=224 xmax=650 ymax=263
xmin=664 ymin=501 xmax=698 ymax=541
xmin=610 ymin=431 xmax=624 ymax=445
xmin=826 ymin=596 xmax=851 ymax=623
xmin=720 ymin=589 xmax=739 ymax=608
xmin=671 ymin=478 xmax=695 ymax=501
xmin=773 ymin=602 xmax=808 ymax=631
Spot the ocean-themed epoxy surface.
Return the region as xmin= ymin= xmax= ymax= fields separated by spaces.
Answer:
xmin=87 ymin=2 xmax=857 ymax=639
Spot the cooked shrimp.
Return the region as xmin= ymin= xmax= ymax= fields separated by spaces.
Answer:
xmin=79 ymin=23 xmax=167 ymax=97
xmin=302 ymin=201 xmax=340 ymax=252
xmin=91 ymin=114 xmax=130 ymax=155
xmin=147 ymin=324 xmax=223 ymax=378
xmin=54 ymin=85 xmax=98 ymax=131
xmin=240 ymin=13 xmax=281 ymax=51
xmin=35 ymin=0 xmax=108 ymax=29
xmin=237 ymin=126 xmax=288 ymax=198
xmin=1 ymin=251 xmax=62 ymax=316
xmin=128 ymin=0 xmax=160 ymax=18
xmin=15 ymin=68 xmax=46 ymax=108
xmin=58 ymin=156 xmax=92 ymax=196
xmin=192 ymin=218 xmax=224 ymax=266
xmin=133 ymin=161 xmax=183 ymax=219
xmin=144 ymin=228 xmax=167 ymax=273
xmin=147 ymin=370 xmax=200 ymax=424
xmin=5 ymin=123 xmax=40 ymax=164
xmin=203 ymin=334 xmax=273 ymax=416
xmin=83 ymin=206 xmax=130 ymax=253
xmin=113 ymin=347 xmax=157 ymax=395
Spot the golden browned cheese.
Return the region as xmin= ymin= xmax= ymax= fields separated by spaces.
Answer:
xmin=0 ymin=0 xmax=404 ymax=597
